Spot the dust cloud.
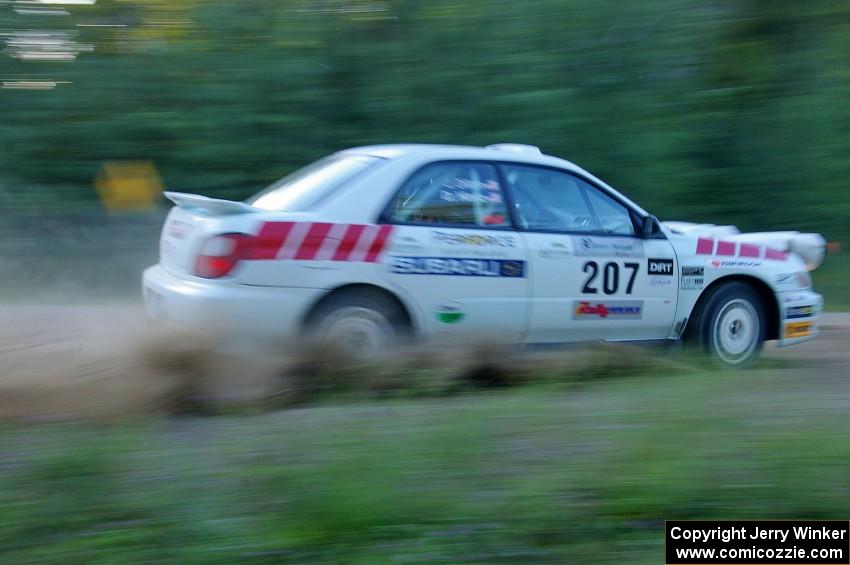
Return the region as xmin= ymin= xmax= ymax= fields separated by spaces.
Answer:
xmin=2 ymin=300 xmax=847 ymax=421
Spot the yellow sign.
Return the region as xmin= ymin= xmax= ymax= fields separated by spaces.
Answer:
xmin=785 ymin=321 xmax=814 ymax=339
xmin=94 ymin=161 xmax=163 ymax=211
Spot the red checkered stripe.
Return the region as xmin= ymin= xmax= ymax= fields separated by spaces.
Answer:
xmin=695 ymin=238 xmax=787 ymax=261
xmin=250 ymin=222 xmax=394 ymax=263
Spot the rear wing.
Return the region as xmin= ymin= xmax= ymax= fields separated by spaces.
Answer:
xmin=164 ymin=191 xmax=257 ymax=216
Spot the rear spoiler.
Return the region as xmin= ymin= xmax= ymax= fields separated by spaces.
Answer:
xmin=164 ymin=191 xmax=258 ymax=215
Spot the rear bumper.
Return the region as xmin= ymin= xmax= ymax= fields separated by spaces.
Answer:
xmin=142 ymin=265 xmax=324 ymax=342
xmin=777 ymin=289 xmax=823 ymax=347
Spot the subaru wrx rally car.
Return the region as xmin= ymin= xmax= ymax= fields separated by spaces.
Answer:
xmin=143 ymin=143 xmax=825 ymax=366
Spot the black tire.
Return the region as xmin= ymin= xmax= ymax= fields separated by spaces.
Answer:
xmin=304 ymin=288 xmax=410 ymax=357
xmin=687 ymin=281 xmax=766 ymax=367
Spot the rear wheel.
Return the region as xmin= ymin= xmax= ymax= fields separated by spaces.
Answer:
xmin=304 ymin=288 xmax=409 ymax=358
xmin=688 ymin=282 xmax=766 ymax=367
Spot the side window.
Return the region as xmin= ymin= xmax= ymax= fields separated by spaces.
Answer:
xmin=583 ymin=186 xmax=636 ymax=236
xmin=385 ymin=162 xmax=510 ymax=227
xmin=501 ymin=164 xmax=635 ymax=236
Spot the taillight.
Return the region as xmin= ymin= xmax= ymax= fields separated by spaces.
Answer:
xmin=194 ymin=233 xmax=256 ymax=279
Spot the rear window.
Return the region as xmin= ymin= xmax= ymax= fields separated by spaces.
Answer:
xmin=247 ymin=154 xmax=381 ymax=211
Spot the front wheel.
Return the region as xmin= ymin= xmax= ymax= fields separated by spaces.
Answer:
xmin=688 ymin=282 xmax=766 ymax=367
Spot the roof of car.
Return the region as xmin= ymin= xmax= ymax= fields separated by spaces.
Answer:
xmin=337 ymin=143 xmax=649 ymax=216
xmin=339 ymin=143 xmax=573 ymax=166
xmin=340 ymin=144 xmax=478 ymax=159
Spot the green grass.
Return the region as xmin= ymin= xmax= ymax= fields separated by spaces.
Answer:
xmin=814 ymin=252 xmax=850 ymax=311
xmin=1 ymin=367 xmax=847 ymax=563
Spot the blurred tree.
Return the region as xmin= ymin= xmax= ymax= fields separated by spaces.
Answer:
xmin=0 ymin=0 xmax=847 ymax=240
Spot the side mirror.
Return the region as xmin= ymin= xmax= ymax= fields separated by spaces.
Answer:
xmin=642 ymin=215 xmax=660 ymax=238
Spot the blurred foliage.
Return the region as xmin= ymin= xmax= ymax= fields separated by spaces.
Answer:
xmin=2 ymin=368 xmax=850 ymax=562
xmin=812 ymin=253 xmax=850 ymax=311
xmin=1 ymin=1 xmax=849 ymax=241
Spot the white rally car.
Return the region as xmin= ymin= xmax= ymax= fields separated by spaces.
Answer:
xmin=143 ymin=143 xmax=825 ymax=366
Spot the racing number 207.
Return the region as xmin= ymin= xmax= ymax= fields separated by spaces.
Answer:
xmin=581 ymin=261 xmax=639 ymax=295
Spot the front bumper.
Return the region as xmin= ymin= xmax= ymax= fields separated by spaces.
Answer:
xmin=777 ymin=289 xmax=823 ymax=347
xmin=142 ymin=265 xmax=325 ymax=342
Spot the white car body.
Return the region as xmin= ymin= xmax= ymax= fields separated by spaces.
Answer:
xmin=143 ymin=143 xmax=824 ymax=358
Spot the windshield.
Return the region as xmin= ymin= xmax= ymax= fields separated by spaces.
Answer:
xmin=247 ymin=154 xmax=382 ymax=211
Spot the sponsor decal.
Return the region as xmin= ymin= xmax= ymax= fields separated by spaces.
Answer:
xmin=390 ymin=257 xmax=526 ymax=277
xmin=572 ymin=236 xmax=644 ymax=258
xmin=500 ymin=260 xmax=525 ymax=277
xmin=708 ymin=258 xmax=762 ymax=269
xmin=647 ymin=258 xmax=674 ymax=276
xmin=649 ymin=277 xmax=672 ymax=287
xmin=432 ymin=231 xmax=516 ymax=247
xmin=695 ymin=237 xmax=787 ymax=261
xmin=439 ymin=178 xmax=502 ymax=204
xmin=439 ymin=191 xmax=502 ymax=204
xmin=680 ymin=265 xmax=704 ymax=290
xmin=785 ymin=321 xmax=814 ymax=339
xmin=435 ymin=302 xmax=465 ymax=324
xmin=786 ymin=305 xmax=816 ymax=319
xmin=573 ymin=300 xmax=643 ymax=320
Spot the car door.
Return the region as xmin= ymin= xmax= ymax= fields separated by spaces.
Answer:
xmin=379 ymin=160 xmax=531 ymax=342
xmin=499 ymin=163 xmax=678 ymax=343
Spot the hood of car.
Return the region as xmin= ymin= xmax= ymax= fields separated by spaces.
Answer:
xmin=663 ymin=221 xmax=826 ymax=271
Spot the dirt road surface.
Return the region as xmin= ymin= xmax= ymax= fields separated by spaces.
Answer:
xmin=0 ymin=305 xmax=847 ymax=419
xmin=765 ymin=312 xmax=850 ymax=370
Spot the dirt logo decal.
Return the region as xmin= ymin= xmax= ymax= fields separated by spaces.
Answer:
xmin=647 ymin=258 xmax=674 ymax=276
